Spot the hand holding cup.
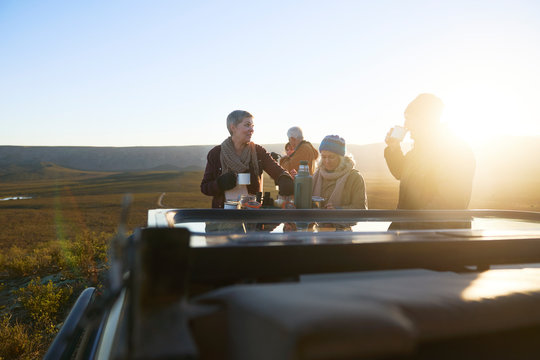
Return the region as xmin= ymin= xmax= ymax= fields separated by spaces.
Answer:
xmin=217 ymin=172 xmax=237 ymax=191
xmin=237 ymin=173 xmax=251 ymax=185
xmin=385 ymin=126 xmax=406 ymax=147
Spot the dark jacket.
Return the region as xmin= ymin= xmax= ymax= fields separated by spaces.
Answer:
xmin=201 ymin=144 xmax=288 ymax=208
xmin=384 ymin=132 xmax=475 ymax=210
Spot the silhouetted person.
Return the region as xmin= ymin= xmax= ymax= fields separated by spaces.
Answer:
xmin=384 ymin=93 xmax=476 ymax=210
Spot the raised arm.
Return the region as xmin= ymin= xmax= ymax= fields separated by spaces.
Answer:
xmin=384 ymin=127 xmax=406 ymax=180
xmin=257 ymin=145 xmax=294 ymax=195
xmin=384 ymin=145 xmax=405 ymax=180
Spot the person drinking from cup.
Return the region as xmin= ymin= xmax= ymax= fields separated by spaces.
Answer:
xmin=201 ymin=110 xmax=294 ymax=208
xmin=312 ymin=135 xmax=367 ymax=209
xmin=384 ymin=93 xmax=476 ymax=210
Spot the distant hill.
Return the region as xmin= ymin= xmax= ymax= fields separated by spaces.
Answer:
xmin=0 ymin=145 xmax=215 ymax=172
xmin=0 ymin=143 xmax=392 ymax=175
xmin=1 ymin=136 xmax=539 ymax=190
xmin=0 ymin=161 xmax=117 ymax=181
xmin=0 ymin=136 xmax=538 ymax=208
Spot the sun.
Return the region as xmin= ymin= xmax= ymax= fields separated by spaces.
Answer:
xmin=442 ymin=95 xmax=498 ymax=146
xmin=441 ymin=86 xmax=538 ymax=147
xmin=430 ymin=44 xmax=540 ymax=147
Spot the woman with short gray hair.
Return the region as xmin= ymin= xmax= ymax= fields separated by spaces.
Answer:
xmin=279 ymin=126 xmax=318 ymax=175
xmin=286 ymin=126 xmax=304 ymax=141
xmin=201 ymin=110 xmax=294 ymax=208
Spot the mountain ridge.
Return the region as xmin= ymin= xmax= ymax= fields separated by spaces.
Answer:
xmin=0 ymin=143 xmax=391 ymax=173
xmin=1 ymin=136 xmax=539 ymax=182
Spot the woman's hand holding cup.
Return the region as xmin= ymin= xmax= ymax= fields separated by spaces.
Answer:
xmin=217 ymin=172 xmax=237 ymax=191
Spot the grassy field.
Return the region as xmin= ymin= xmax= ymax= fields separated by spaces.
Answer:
xmin=0 ymin=167 xmax=538 ymax=358
xmin=0 ymin=169 xmax=209 ymax=359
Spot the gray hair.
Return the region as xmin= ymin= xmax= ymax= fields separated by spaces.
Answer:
xmin=287 ymin=126 xmax=303 ymax=140
xmin=226 ymin=110 xmax=253 ymax=135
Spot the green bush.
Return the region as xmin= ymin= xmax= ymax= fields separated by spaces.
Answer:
xmin=0 ymin=245 xmax=62 ymax=277
xmin=60 ymin=230 xmax=110 ymax=282
xmin=0 ymin=231 xmax=110 ymax=281
xmin=16 ymin=278 xmax=73 ymax=335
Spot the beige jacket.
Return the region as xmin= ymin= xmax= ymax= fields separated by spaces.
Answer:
xmin=316 ymin=170 xmax=368 ymax=209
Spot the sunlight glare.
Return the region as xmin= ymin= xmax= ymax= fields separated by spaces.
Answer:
xmin=443 ymin=92 xmax=534 ymax=146
xmin=461 ymin=269 xmax=540 ymax=301
xmin=436 ymin=48 xmax=540 ymax=147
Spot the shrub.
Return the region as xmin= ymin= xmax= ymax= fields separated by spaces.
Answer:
xmin=0 ymin=231 xmax=110 ymax=281
xmin=60 ymin=231 xmax=110 ymax=283
xmin=0 ymin=245 xmax=62 ymax=277
xmin=16 ymin=278 xmax=73 ymax=335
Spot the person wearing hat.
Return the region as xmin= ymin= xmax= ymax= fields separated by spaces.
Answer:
xmin=312 ymin=135 xmax=367 ymax=209
xmin=384 ymin=93 xmax=476 ymax=210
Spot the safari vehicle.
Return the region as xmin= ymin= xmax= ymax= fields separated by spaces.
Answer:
xmin=45 ymin=208 xmax=540 ymax=360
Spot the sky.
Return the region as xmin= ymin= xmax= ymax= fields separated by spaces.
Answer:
xmin=1 ymin=0 xmax=539 ymax=147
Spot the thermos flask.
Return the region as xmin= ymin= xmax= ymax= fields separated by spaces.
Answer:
xmin=294 ymin=160 xmax=312 ymax=209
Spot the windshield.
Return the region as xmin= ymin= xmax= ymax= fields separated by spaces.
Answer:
xmin=159 ymin=209 xmax=540 ymax=247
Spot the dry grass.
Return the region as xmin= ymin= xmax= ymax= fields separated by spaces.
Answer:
xmin=0 ymin=169 xmax=208 ymax=358
xmin=0 ymin=315 xmax=42 ymax=360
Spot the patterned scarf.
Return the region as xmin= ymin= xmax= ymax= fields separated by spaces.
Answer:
xmin=220 ymin=137 xmax=259 ymax=175
xmin=312 ymin=156 xmax=354 ymax=207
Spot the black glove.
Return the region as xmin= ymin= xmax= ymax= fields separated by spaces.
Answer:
xmin=270 ymin=152 xmax=280 ymax=161
xmin=277 ymin=175 xmax=294 ymax=196
xmin=217 ymin=172 xmax=237 ymax=191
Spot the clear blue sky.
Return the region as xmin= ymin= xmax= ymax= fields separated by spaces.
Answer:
xmin=1 ymin=0 xmax=539 ymax=146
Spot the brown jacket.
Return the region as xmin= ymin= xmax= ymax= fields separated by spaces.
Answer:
xmin=280 ymin=141 xmax=319 ymax=174
xmin=201 ymin=144 xmax=288 ymax=208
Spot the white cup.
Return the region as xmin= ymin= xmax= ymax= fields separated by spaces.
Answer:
xmin=390 ymin=126 xmax=407 ymax=141
xmin=237 ymin=173 xmax=251 ymax=185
